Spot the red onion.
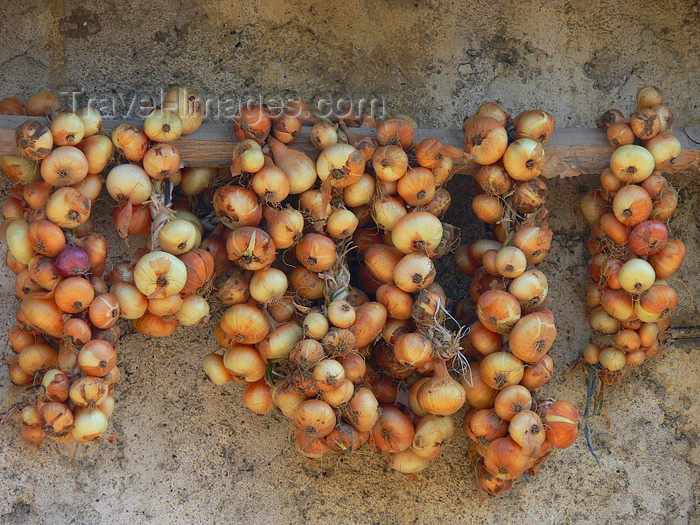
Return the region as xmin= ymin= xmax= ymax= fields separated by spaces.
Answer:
xmin=629 ymin=220 xmax=668 ymax=256
xmin=55 ymin=246 xmax=91 ymax=277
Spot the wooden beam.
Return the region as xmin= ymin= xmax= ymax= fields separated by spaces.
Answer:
xmin=0 ymin=115 xmax=698 ymax=177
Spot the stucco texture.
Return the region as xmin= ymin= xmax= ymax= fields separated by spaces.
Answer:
xmin=0 ymin=1 xmax=699 ymax=524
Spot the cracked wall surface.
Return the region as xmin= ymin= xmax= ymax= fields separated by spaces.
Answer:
xmin=0 ymin=0 xmax=698 ymax=128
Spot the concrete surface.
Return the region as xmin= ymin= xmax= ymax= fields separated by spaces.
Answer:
xmin=1 ymin=1 xmax=699 ymax=524
xmin=0 ymin=1 xmax=699 ymax=128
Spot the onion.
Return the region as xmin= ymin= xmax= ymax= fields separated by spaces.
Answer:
xmin=610 ymin=145 xmax=655 ymax=183
xmin=220 ymin=303 xmax=269 ymax=345
xmin=417 ymin=362 xmax=466 ymax=416
xmin=213 ymin=186 xmax=262 ymax=229
xmin=503 ymin=138 xmax=544 ymax=181
xmin=106 ymin=164 xmax=152 ymax=205
xmin=472 ymin=194 xmax=504 ymax=224
xmin=479 ymin=352 xmax=524 ymax=390
xmin=629 ymin=220 xmax=668 ymax=256
xmin=26 ymin=92 xmax=61 ymax=116
xmin=134 ymin=251 xmax=187 ymax=298
xmin=6 ymin=219 xmax=34 ymax=264
xmin=294 ymin=399 xmax=335 ymax=438
xmin=629 ymin=107 xmax=660 ymax=140
xmin=391 ymin=212 xmax=443 ymax=255
xmin=144 ymin=108 xmax=183 ymax=141
xmin=644 ymin=133 xmax=681 ymax=166
xmin=295 ymin=233 xmax=337 ymax=272
xmin=268 ymin=136 xmax=316 ymax=194
xmin=227 ymin=227 xmax=276 ymax=270
xmin=163 ymin=85 xmax=204 ymax=134
xmin=544 ymin=401 xmax=579 ymax=449
xmin=484 ymin=437 xmax=530 ymax=480
xmin=612 ymin=185 xmax=652 ymax=226
xmin=607 ymin=122 xmax=635 ymax=148
xmin=476 ymin=290 xmax=521 ymax=334
xmin=376 ymin=117 xmax=414 ymax=150
xmin=649 ymin=238 xmax=685 ymax=279
xmin=15 ymin=120 xmax=53 ymax=160
xmin=508 ymin=312 xmax=557 ymax=364
xmin=464 ymin=117 xmax=508 ymax=165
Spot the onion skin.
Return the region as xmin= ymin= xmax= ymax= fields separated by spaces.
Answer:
xmin=545 ymin=401 xmax=580 ymax=449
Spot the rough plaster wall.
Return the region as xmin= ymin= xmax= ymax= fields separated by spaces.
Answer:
xmin=0 ymin=176 xmax=698 ymax=525
xmin=0 ymin=1 xmax=699 ymax=524
xmin=0 ymin=0 xmax=699 ymax=127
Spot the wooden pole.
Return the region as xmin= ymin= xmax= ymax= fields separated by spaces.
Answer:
xmin=1 ymin=115 xmax=698 ymax=177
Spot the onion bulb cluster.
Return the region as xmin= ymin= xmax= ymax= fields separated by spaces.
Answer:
xmin=102 ymin=86 xmax=213 ymax=337
xmin=205 ymin=106 xmax=469 ymax=473
xmin=1 ymin=93 xmax=122 ymax=447
xmin=1 ymin=87 xmax=208 ymax=451
xmin=457 ymin=102 xmax=580 ymax=496
xmin=581 ymin=85 xmax=684 ymax=385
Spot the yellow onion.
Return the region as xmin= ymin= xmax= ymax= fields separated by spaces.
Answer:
xmin=6 ymin=219 xmax=34 ymax=264
xmin=74 ymin=107 xmax=101 ymax=137
xmin=271 ymin=381 xmax=305 ymax=418
xmin=388 ymin=449 xmax=432 ymax=474
xmin=144 ymin=108 xmax=183 ymax=141
xmin=343 ymin=173 xmax=375 ymax=207
xmin=294 ymin=399 xmax=336 ymax=437
xmin=41 ymin=146 xmax=88 ymax=186
xmin=610 ymin=145 xmax=655 ymax=183
xmin=317 ymin=144 xmax=364 ymax=188
xmin=77 ymin=135 xmax=114 ymax=175
xmin=503 ymin=138 xmax=544 ymax=181
xmin=514 ymin=110 xmax=555 ymax=145
xmin=269 ymin=136 xmax=317 ymax=194
xmin=45 ymin=187 xmax=92 ymax=228
xmin=509 ymin=312 xmax=557 ymax=364
xmin=373 ymin=145 xmax=408 ymax=181
xmin=134 ymin=251 xmax=187 ymax=298
xmin=163 ymin=85 xmax=204 ymax=134
xmin=176 ymin=295 xmax=210 ymax=326
xmin=49 ymin=112 xmax=85 ymax=146
xmin=243 ymin=380 xmax=273 ymax=415
xmin=0 ymin=155 xmax=41 ymax=184
xmin=106 ymin=164 xmax=152 ymax=204
xmin=220 ymin=303 xmax=270 ymax=345
xmin=223 ymin=344 xmax=266 ymax=382
xmin=227 ymin=227 xmax=276 ymax=270
xmin=111 ymin=123 xmax=148 ymax=161
xmin=15 ymin=120 xmax=53 ymax=160
xmin=181 ymin=167 xmax=217 ymax=196
xmin=644 ymin=133 xmax=681 ymax=167
xmin=256 ymin=322 xmax=303 ymax=361
xmin=143 ymin=143 xmax=182 ymax=180
xmin=393 ymin=253 xmax=436 ymax=293
xmin=371 ymin=195 xmax=407 ymax=231
xmin=630 ymin=107 xmax=660 ymax=140
xmin=391 ymin=212 xmax=443 ymax=255
xmin=480 ymin=352 xmax=524 ymax=390
xmin=351 ymin=302 xmax=387 ymax=348
xmin=464 ymin=117 xmax=508 ymax=165
xmin=263 ymin=206 xmax=304 ymax=249
xmin=158 ymin=219 xmax=198 ymax=255
xmin=295 ymin=233 xmax=337 ymax=272
xmin=71 ymin=407 xmax=108 ymax=443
